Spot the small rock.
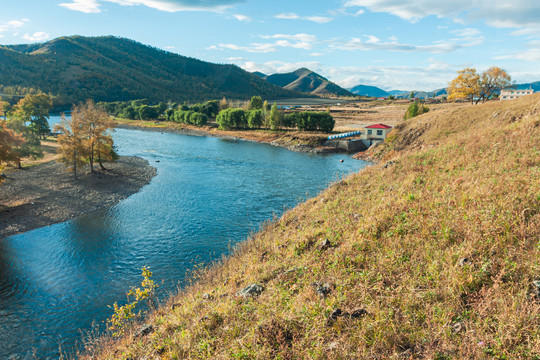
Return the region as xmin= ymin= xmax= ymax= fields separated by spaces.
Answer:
xmin=135 ymin=324 xmax=153 ymax=337
xmin=348 ymin=308 xmax=368 ymax=319
xmin=202 ymin=293 xmax=213 ymax=300
xmin=531 ymin=280 xmax=540 ymax=300
xmin=383 ymin=160 xmax=395 ymax=169
xmin=340 ymin=159 xmax=344 ymax=163
xmin=260 ymin=251 xmax=268 ymax=261
xmin=318 ymin=239 xmax=331 ymax=251
xmin=313 ymin=282 xmax=332 ymax=298
xmin=172 ymin=303 xmax=181 ymax=310
xmin=451 ymin=322 xmax=463 ymax=333
xmin=458 ymin=258 xmax=473 ymax=267
xmin=236 ymin=284 xmax=264 ymax=298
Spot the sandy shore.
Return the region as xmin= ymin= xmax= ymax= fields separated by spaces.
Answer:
xmin=0 ymin=156 xmax=156 ymax=238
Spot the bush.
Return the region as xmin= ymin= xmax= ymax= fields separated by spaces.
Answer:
xmin=216 ymin=108 xmax=247 ymax=130
xmin=404 ymin=101 xmax=429 ymax=120
xmin=165 ymin=108 xmax=175 ymax=121
xmin=190 ymin=112 xmax=208 ymax=126
xmin=249 ymin=96 xmax=263 ymax=110
xmin=295 ymin=111 xmax=335 ymax=132
xmin=283 ymin=113 xmax=299 ymax=128
xmin=247 ymin=110 xmax=263 ymax=129
xmin=138 ymin=105 xmax=159 ymax=120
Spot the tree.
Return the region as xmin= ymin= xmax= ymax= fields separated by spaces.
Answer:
xmin=56 ymin=100 xmax=117 ymax=176
xmin=477 ymin=67 xmax=512 ymax=104
xmin=12 ymin=93 xmax=53 ymax=139
xmin=410 ymin=91 xmax=415 ymax=99
xmin=247 ymin=110 xmax=263 ymax=129
xmin=249 ymin=96 xmax=263 ymax=110
xmin=0 ymin=97 xmax=10 ymax=120
xmin=0 ymin=120 xmax=25 ymax=171
xmin=54 ymin=114 xmax=86 ymax=179
xmin=268 ymin=103 xmax=282 ymax=131
xmin=447 ymin=68 xmax=480 ymax=104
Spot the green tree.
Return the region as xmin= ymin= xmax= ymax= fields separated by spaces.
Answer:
xmin=404 ymin=101 xmax=429 ymax=120
xmin=12 ymin=93 xmax=53 ymax=139
xmin=249 ymin=96 xmax=263 ymax=110
xmin=268 ymin=103 xmax=282 ymax=131
xmin=247 ymin=110 xmax=263 ymax=129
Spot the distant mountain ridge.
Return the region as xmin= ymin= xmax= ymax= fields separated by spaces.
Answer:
xmin=261 ymin=68 xmax=355 ymax=97
xmin=349 ymin=85 xmax=389 ymax=97
xmin=0 ymin=36 xmax=303 ymax=107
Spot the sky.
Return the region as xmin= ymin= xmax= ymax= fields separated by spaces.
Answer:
xmin=2 ymin=0 xmax=540 ymax=91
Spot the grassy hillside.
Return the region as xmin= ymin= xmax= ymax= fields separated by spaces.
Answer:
xmin=350 ymin=84 xmax=389 ymax=98
xmin=264 ymin=68 xmax=355 ymax=97
xmin=0 ymin=36 xmax=302 ymax=107
xmin=85 ymin=95 xmax=539 ymax=359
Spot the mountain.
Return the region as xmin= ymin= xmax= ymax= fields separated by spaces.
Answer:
xmin=252 ymin=71 xmax=267 ymax=78
xmin=0 ymin=36 xmax=302 ymax=107
xmin=515 ymin=81 xmax=540 ymax=91
xmin=349 ymin=84 xmax=389 ymax=97
xmin=263 ymin=68 xmax=354 ymax=97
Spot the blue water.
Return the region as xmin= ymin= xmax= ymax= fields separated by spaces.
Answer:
xmin=0 ymin=119 xmax=368 ymax=359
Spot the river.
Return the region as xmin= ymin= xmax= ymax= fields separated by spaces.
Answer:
xmin=0 ymin=117 xmax=369 ymax=359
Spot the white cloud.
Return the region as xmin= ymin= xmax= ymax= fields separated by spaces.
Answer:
xmin=210 ymin=33 xmax=318 ymax=53
xmin=60 ymin=0 xmax=242 ymax=13
xmin=59 ymin=0 xmax=101 ymax=13
xmin=274 ymin=13 xmax=300 ymax=20
xmin=0 ymin=18 xmax=30 ymax=36
xmin=305 ymin=16 xmax=333 ymax=24
xmin=241 ymin=60 xmax=321 ymax=75
xmin=332 ymin=30 xmax=482 ymax=54
xmin=260 ymin=33 xmax=317 ymax=42
xmin=309 ymin=52 xmax=324 ymax=56
xmin=233 ymin=14 xmax=251 ymax=22
xmin=22 ymin=32 xmax=50 ymax=42
xmin=274 ymin=12 xmax=334 ymax=23
xmin=344 ymin=0 xmax=540 ymax=29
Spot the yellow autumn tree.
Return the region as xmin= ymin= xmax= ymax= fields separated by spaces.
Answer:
xmin=0 ymin=120 xmax=25 ymax=177
xmin=54 ymin=100 xmax=117 ymax=178
xmin=448 ymin=68 xmax=480 ymax=104
xmin=477 ymin=66 xmax=512 ymax=103
xmin=54 ymin=113 xmax=86 ymax=179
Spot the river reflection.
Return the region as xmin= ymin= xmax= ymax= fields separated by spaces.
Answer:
xmin=1 ymin=123 xmax=369 ymax=358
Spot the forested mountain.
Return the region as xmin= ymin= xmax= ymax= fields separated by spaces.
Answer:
xmin=263 ymin=68 xmax=354 ymax=97
xmin=0 ymin=36 xmax=302 ymax=108
xmin=349 ymin=84 xmax=389 ymax=97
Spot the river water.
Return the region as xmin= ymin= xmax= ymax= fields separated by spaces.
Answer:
xmin=0 ymin=118 xmax=369 ymax=359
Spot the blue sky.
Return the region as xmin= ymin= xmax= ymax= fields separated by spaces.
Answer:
xmin=2 ymin=0 xmax=540 ymax=91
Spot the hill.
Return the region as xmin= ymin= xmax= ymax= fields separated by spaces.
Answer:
xmin=85 ymin=96 xmax=540 ymax=358
xmin=0 ymin=36 xmax=302 ymax=108
xmin=349 ymin=84 xmax=389 ymax=97
xmin=264 ymin=68 xmax=354 ymax=97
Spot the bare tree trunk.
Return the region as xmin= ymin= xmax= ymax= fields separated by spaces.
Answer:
xmin=89 ymin=142 xmax=95 ymax=174
xmin=98 ymin=151 xmax=106 ymax=170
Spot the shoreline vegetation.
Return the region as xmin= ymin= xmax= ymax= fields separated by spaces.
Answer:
xmin=83 ymin=94 xmax=539 ymax=359
xmin=0 ymin=156 xmax=156 ymax=238
xmin=115 ymin=120 xmax=346 ymax=155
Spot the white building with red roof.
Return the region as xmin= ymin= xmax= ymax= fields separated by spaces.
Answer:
xmin=363 ymin=124 xmax=392 ymax=140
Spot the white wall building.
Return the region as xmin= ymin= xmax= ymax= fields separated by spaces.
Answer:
xmin=500 ymin=88 xmax=534 ymax=100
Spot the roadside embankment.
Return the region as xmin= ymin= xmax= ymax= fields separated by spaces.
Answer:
xmin=0 ymin=156 xmax=156 ymax=238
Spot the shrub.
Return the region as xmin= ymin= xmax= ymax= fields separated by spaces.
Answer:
xmin=247 ymin=110 xmax=263 ymax=129
xmin=404 ymin=101 xmax=429 ymax=120
xmin=190 ymin=112 xmax=208 ymax=126
xmin=216 ymin=108 xmax=247 ymax=130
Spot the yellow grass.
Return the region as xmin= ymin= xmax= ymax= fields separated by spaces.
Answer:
xmin=83 ymin=95 xmax=540 ymax=359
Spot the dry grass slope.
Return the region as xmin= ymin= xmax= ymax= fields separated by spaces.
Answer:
xmin=86 ymin=95 xmax=540 ymax=359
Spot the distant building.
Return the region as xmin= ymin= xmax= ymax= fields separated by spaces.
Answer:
xmin=500 ymin=88 xmax=534 ymax=100
xmin=363 ymin=124 xmax=392 ymax=140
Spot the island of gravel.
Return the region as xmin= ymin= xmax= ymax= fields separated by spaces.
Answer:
xmin=0 ymin=156 xmax=156 ymax=238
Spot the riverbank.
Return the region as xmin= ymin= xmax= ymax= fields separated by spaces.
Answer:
xmin=0 ymin=156 xmax=156 ymax=238
xmin=115 ymin=120 xmax=344 ymax=154
xmin=85 ymin=95 xmax=540 ymax=359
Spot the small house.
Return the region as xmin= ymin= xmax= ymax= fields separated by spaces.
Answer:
xmin=363 ymin=124 xmax=392 ymax=140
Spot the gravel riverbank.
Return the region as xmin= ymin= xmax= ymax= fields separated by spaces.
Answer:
xmin=0 ymin=156 xmax=156 ymax=238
